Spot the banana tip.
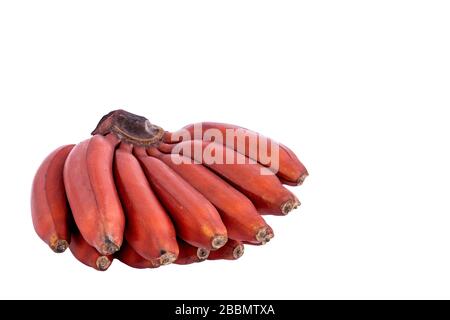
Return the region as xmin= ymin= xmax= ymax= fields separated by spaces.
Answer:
xmin=100 ymin=239 xmax=120 ymax=255
xmin=294 ymin=198 xmax=301 ymax=209
xmin=281 ymin=199 xmax=300 ymax=215
xmin=211 ymin=235 xmax=228 ymax=250
xmin=51 ymin=240 xmax=69 ymax=253
xmin=297 ymin=172 xmax=309 ymax=185
xmin=233 ymin=245 xmax=245 ymax=260
xmin=197 ymin=248 xmax=210 ymax=261
xmin=160 ymin=252 xmax=177 ymax=266
xmin=96 ymin=256 xmax=112 ymax=271
xmin=256 ymin=227 xmax=274 ymax=244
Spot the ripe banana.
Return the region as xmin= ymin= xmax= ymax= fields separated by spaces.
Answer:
xmin=32 ymin=109 xmax=308 ymax=270
xmin=116 ymin=242 xmax=160 ymax=269
xmin=64 ymin=134 xmax=125 ymax=255
xmin=134 ymin=147 xmax=228 ymax=250
xmin=174 ymin=239 xmax=210 ymax=265
xmin=158 ymin=140 xmax=300 ymax=215
xmin=208 ymin=239 xmax=244 ymax=260
xmin=31 ymin=144 xmax=74 ymax=253
xmin=69 ymin=228 xmax=113 ymax=271
xmin=147 ymin=147 xmax=273 ymax=244
xmin=164 ymin=122 xmax=308 ymax=185
xmin=114 ymin=142 xmax=178 ymax=265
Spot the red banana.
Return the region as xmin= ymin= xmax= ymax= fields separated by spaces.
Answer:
xmin=114 ymin=142 xmax=178 ymax=265
xmin=116 ymin=242 xmax=160 ymax=269
xmin=32 ymin=110 xmax=308 ymax=271
xmin=147 ymin=147 xmax=273 ymax=244
xmin=158 ymin=140 xmax=300 ymax=215
xmin=174 ymin=239 xmax=210 ymax=265
xmin=133 ymin=147 xmax=228 ymax=250
xmin=69 ymin=228 xmax=113 ymax=271
xmin=64 ymin=134 xmax=125 ymax=255
xmin=31 ymin=144 xmax=75 ymax=253
xmin=164 ymin=122 xmax=308 ymax=185
xmin=208 ymin=239 xmax=244 ymax=260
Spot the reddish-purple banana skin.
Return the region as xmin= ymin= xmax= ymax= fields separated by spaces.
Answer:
xmin=134 ymin=146 xmax=228 ymax=250
xmin=163 ymin=122 xmax=308 ymax=185
xmin=208 ymin=239 xmax=245 ymax=260
xmin=147 ymin=147 xmax=273 ymax=244
xmin=174 ymin=239 xmax=210 ymax=265
xmin=116 ymin=242 xmax=160 ymax=269
xmin=31 ymin=144 xmax=75 ymax=253
xmin=158 ymin=140 xmax=300 ymax=215
xmin=31 ymin=110 xmax=308 ymax=271
xmin=64 ymin=134 xmax=125 ymax=255
xmin=114 ymin=142 xmax=178 ymax=265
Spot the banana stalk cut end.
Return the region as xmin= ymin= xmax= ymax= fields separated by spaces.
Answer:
xmin=159 ymin=252 xmax=177 ymax=266
xmin=232 ymin=245 xmax=245 ymax=260
xmin=255 ymin=227 xmax=274 ymax=245
xmin=197 ymin=248 xmax=210 ymax=261
xmin=50 ymin=239 xmax=69 ymax=253
xmin=281 ymin=199 xmax=301 ymax=215
xmin=211 ymin=235 xmax=228 ymax=250
xmin=96 ymin=256 xmax=112 ymax=271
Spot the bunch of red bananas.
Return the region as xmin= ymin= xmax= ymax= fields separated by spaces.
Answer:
xmin=31 ymin=110 xmax=308 ymax=271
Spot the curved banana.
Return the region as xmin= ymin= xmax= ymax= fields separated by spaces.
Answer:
xmin=114 ymin=142 xmax=178 ymax=265
xmin=147 ymin=147 xmax=273 ymax=244
xmin=64 ymin=134 xmax=125 ymax=255
xmin=158 ymin=140 xmax=300 ymax=215
xmin=134 ymin=147 xmax=228 ymax=250
xmin=164 ymin=122 xmax=308 ymax=185
xmin=31 ymin=144 xmax=74 ymax=253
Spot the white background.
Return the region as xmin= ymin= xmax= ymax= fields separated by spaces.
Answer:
xmin=0 ymin=1 xmax=449 ymax=299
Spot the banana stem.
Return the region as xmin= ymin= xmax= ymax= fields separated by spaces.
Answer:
xmin=92 ymin=110 xmax=165 ymax=147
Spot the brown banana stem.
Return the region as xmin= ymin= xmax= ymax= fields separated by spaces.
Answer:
xmin=92 ymin=109 xmax=165 ymax=147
